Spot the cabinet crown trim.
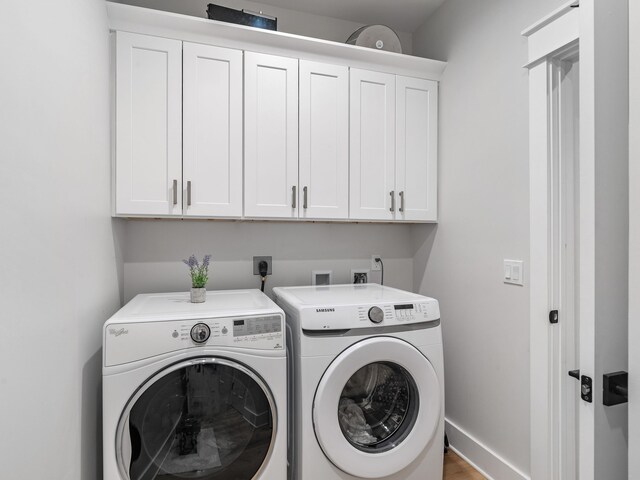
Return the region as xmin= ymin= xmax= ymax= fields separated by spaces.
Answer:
xmin=107 ymin=2 xmax=446 ymax=80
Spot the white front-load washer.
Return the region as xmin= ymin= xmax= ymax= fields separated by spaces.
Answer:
xmin=102 ymin=289 xmax=287 ymax=480
xmin=273 ymin=284 xmax=444 ymax=480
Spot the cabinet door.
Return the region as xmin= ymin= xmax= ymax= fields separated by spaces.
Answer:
xmin=299 ymin=61 xmax=349 ymax=220
xmin=183 ymin=43 xmax=242 ymax=218
xmin=349 ymin=69 xmax=396 ymax=221
xmin=396 ymin=76 xmax=438 ymax=222
xmin=244 ymin=52 xmax=298 ymax=218
xmin=114 ymin=32 xmax=182 ymax=216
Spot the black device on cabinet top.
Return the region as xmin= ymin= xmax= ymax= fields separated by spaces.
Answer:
xmin=207 ymin=4 xmax=277 ymax=31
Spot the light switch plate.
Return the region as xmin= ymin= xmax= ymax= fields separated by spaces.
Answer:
xmin=504 ymin=259 xmax=524 ymax=286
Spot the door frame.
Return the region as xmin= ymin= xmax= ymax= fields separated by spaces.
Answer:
xmin=522 ymin=3 xmax=581 ymax=480
xmin=525 ymin=2 xmax=630 ymax=479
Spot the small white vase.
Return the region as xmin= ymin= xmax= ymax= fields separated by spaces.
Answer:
xmin=190 ymin=287 xmax=206 ymax=303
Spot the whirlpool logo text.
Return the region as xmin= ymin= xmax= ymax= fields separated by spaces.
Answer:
xmin=109 ymin=328 xmax=129 ymax=337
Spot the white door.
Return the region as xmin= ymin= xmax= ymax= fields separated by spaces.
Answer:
xmin=395 ymin=76 xmax=438 ymax=222
xmin=114 ymin=32 xmax=182 ymax=216
xmin=350 ymin=68 xmax=396 ymax=221
xmin=630 ymin=1 xmax=640 ymax=477
xmin=313 ymin=337 xmax=441 ymax=479
xmin=299 ymin=60 xmax=349 ymax=220
xmin=183 ymin=43 xmax=242 ymax=218
xmin=577 ymin=2 xmax=628 ymax=479
xmin=244 ymin=52 xmax=298 ymax=218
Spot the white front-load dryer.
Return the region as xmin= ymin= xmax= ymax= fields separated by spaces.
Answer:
xmin=273 ymin=284 xmax=444 ymax=480
xmin=102 ymin=289 xmax=287 ymax=480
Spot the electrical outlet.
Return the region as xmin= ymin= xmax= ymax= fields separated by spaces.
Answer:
xmin=371 ymin=255 xmax=382 ymax=271
xmin=253 ymin=256 xmax=272 ymax=275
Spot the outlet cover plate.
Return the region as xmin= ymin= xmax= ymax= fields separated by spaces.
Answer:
xmin=312 ymin=270 xmax=333 ymax=286
xmin=253 ymin=256 xmax=272 ymax=275
xmin=371 ymin=255 xmax=382 ymax=271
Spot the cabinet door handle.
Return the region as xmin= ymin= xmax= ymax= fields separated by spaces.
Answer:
xmin=389 ymin=190 xmax=395 ymax=212
xmin=303 ymin=186 xmax=308 ymax=209
xmin=292 ymin=186 xmax=297 ymax=209
xmin=172 ymin=179 xmax=178 ymax=205
xmin=399 ymin=191 xmax=404 ymax=213
xmin=187 ymin=181 xmax=192 ymax=207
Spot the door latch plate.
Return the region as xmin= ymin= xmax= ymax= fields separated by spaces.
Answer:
xmin=581 ymin=375 xmax=593 ymax=403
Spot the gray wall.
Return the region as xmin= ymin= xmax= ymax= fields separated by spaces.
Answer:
xmin=411 ymin=0 xmax=561 ymax=476
xmin=0 ymin=0 xmax=123 ymax=478
xmin=123 ymin=221 xmax=414 ymax=301
xmin=111 ymin=0 xmax=413 ymax=54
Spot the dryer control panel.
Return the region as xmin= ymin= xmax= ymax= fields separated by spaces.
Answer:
xmin=105 ymin=314 xmax=284 ymax=367
xmin=299 ymin=299 xmax=440 ymax=331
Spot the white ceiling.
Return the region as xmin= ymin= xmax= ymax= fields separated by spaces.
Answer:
xmin=252 ymin=0 xmax=446 ymax=33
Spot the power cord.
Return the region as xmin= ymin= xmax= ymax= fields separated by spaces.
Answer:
xmin=375 ymin=257 xmax=384 ymax=285
xmin=258 ymin=261 xmax=268 ymax=292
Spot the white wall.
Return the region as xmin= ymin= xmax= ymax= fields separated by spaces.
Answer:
xmin=411 ymin=0 xmax=561 ymax=477
xmin=123 ymin=221 xmax=414 ymax=301
xmin=629 ymin=1 xmax=640 ymax=477
xmin=110 ymin=0 xmax=413 ymax=54
xmin=0 ymin=1 xmax=122 ymax=479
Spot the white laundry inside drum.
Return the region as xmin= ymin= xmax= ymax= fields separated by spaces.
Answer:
xmin=337 ymin=362 xmax=418 ymax=452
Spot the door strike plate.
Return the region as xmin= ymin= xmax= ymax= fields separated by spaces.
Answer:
xmin=581 ymin=375 xmax=593 ymax=403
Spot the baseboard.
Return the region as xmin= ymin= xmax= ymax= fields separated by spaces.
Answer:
xmin=445 ymin=418 xmax=530 ymax=480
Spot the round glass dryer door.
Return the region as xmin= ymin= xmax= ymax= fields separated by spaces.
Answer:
xmin=116 ymin=358 xmax=276 ymax=480
xmin=313 ymin=337 xmax=441 ymax=479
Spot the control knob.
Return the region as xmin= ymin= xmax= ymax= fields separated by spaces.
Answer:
xmin=190 ymin=323 xmax=211 ymax=344
xmin=368 ymin=306 xmax=384 ymax=324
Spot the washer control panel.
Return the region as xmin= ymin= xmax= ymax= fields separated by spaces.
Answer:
xmin=105 ymin=313 xmax=284 ymax=367
xmin=190 ymin=323 xmax=211 ymax=343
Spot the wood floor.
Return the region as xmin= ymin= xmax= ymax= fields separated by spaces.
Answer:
xmin=443 ymin=451 xmax=486 ymax=480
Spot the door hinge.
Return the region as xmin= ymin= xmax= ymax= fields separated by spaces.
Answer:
xmin=603 ymin=371 xmax=628 ymax=406
xmin=549 ymin=310 xmax=559 ymax=324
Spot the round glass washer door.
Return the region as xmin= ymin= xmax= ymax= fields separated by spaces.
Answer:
xmin=313 ymin=337 xmax=441 ymax=479
xmin=116 ymin=357 xmax=276 ymax=480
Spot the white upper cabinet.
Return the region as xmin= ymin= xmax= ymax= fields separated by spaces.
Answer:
xmin=396 ymin=76 xmax=438 ymax=222
xmin=114 ymin=31 xmax=182 ymax=216
xmin=244 ymin=52 xmax=299 ymax=218
xmin=349 ymin=69 xmax=396 ymax=221
xmin=299 ymin=61 xmax=349 ymax=220
xmin=109 ymin=6 xmax=444 ymax=222
xmin=183 ymin=43 xmax=243 ymax=218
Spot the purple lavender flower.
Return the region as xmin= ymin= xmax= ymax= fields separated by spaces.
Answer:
xmin=183 ymin=254 xmax=213 ymax=288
